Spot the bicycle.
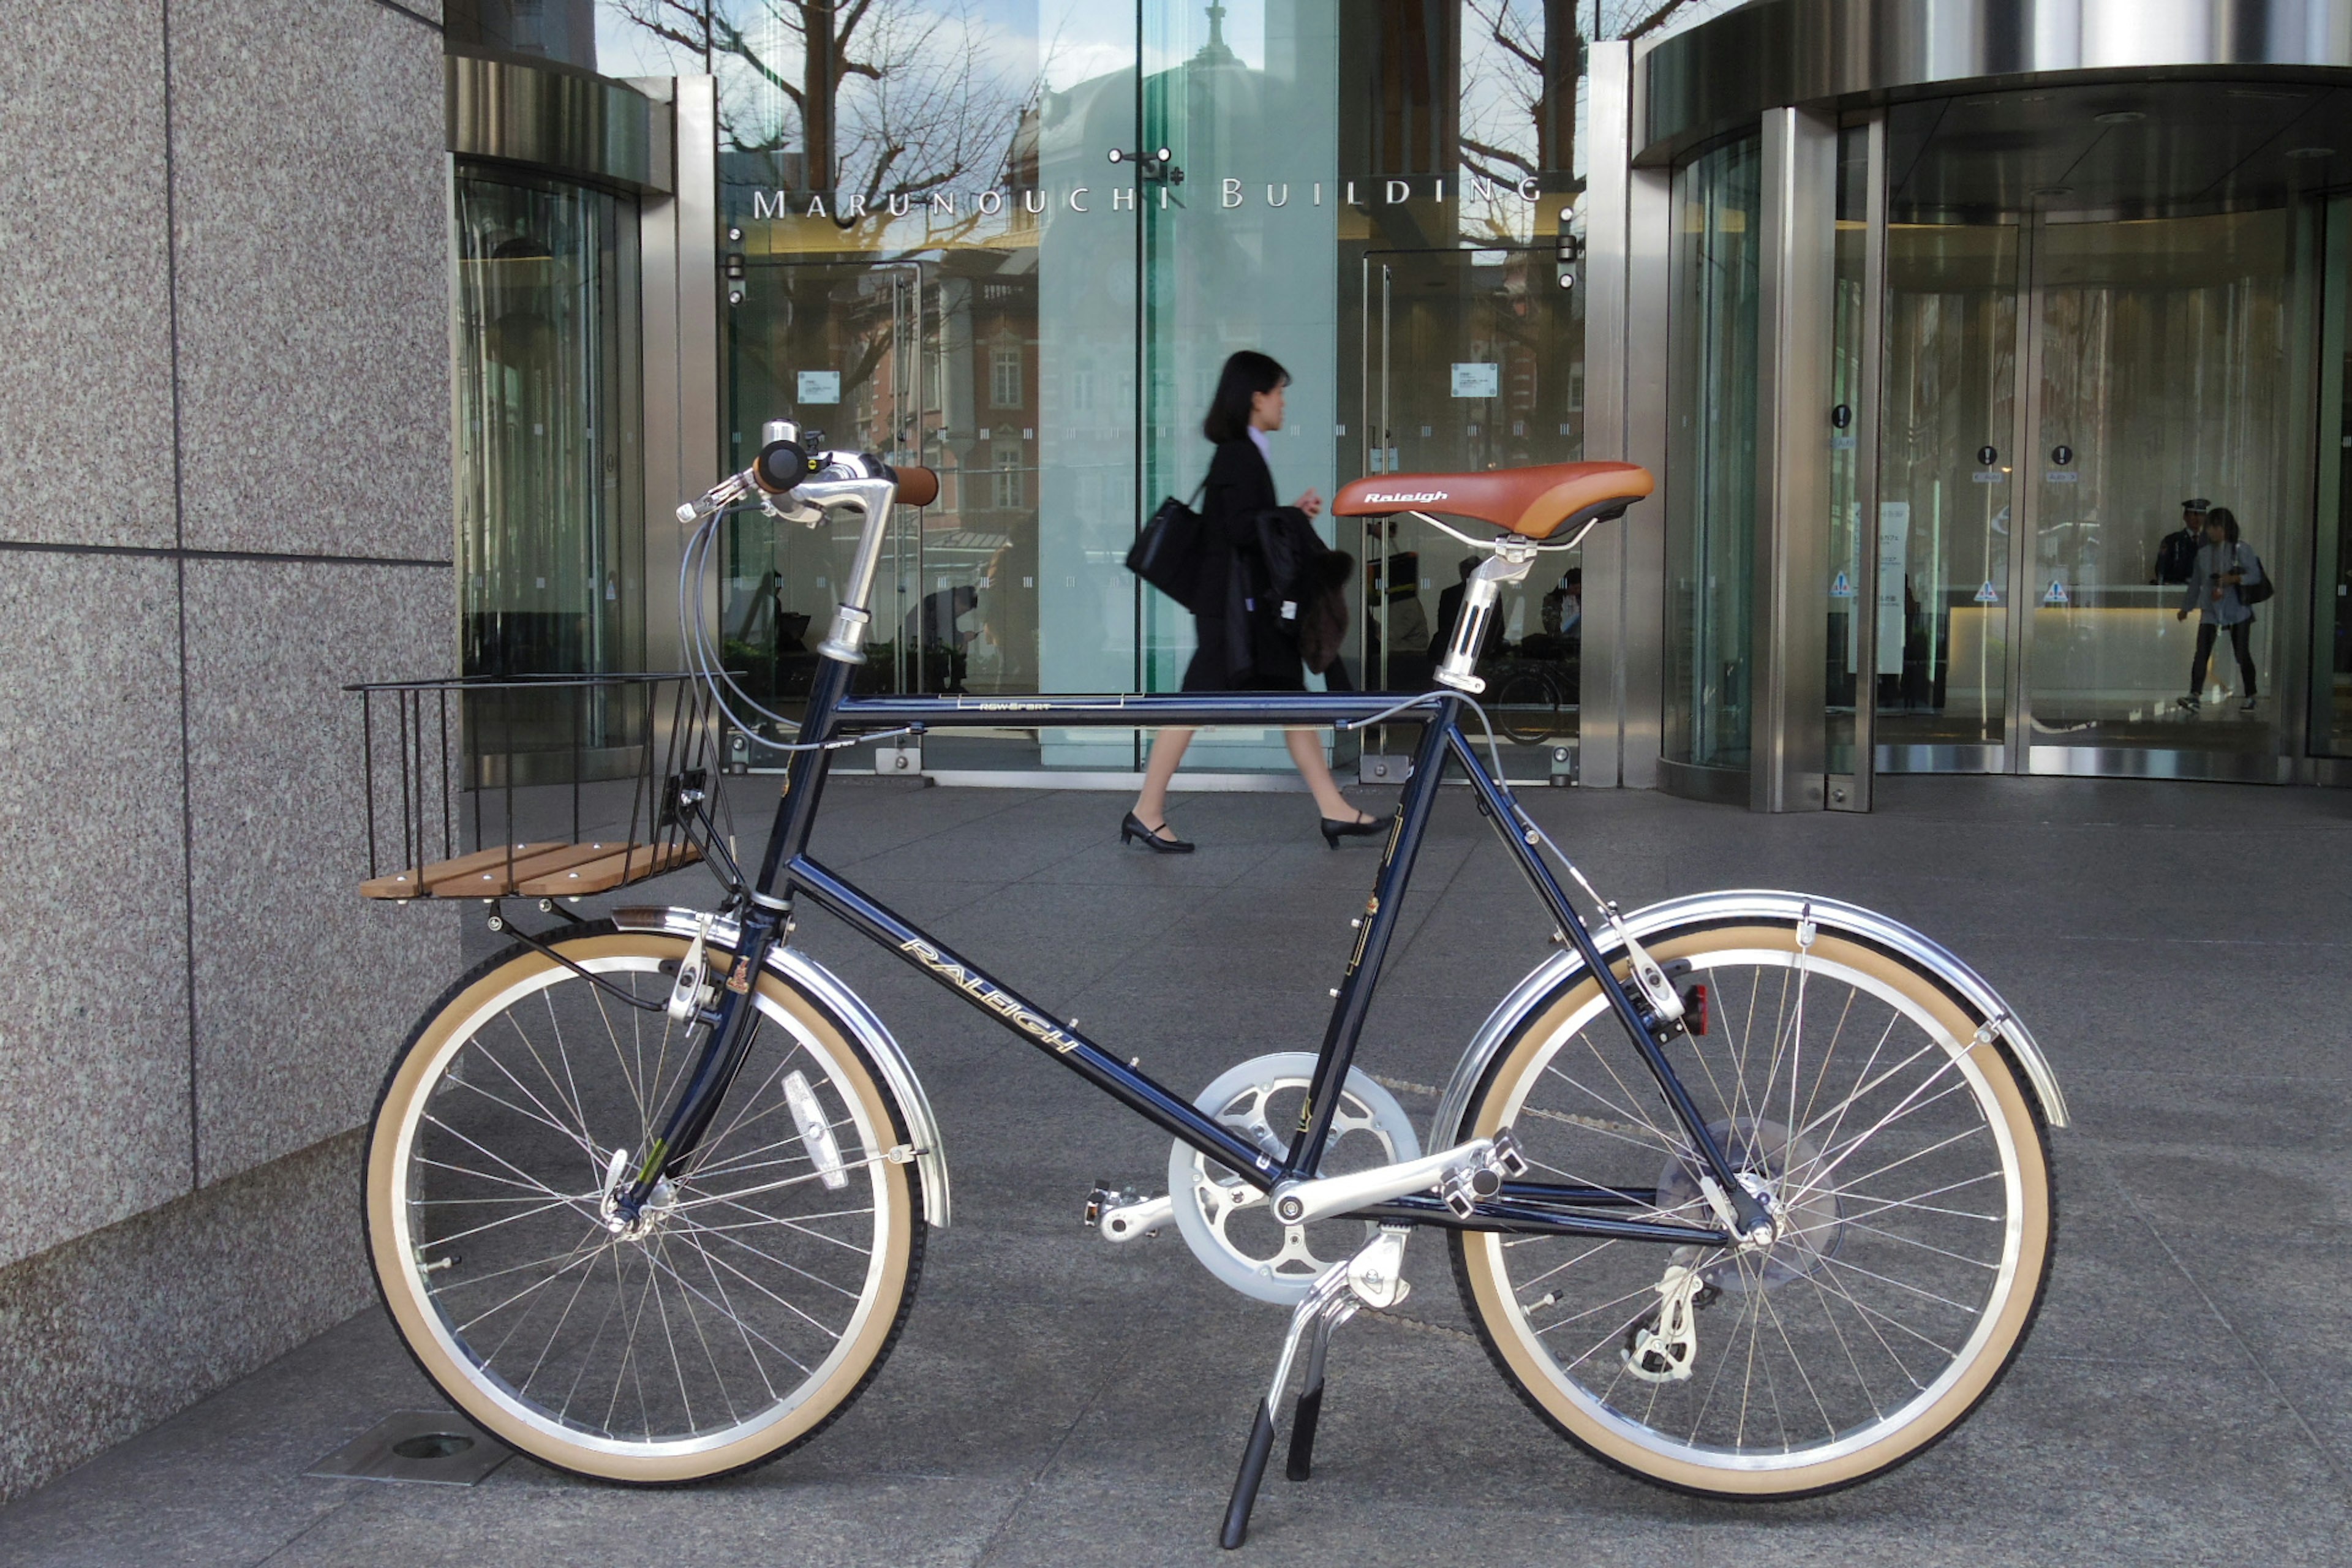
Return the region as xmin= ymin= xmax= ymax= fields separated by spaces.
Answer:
xmin=361 ymin=431 xmax=2064 ymax=1547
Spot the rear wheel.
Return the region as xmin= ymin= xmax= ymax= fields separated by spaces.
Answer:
xmin=366 ymin=925 xmax=923 ymax=1482
xmin=1450 ymin=918 xmax=2052 ymax=1497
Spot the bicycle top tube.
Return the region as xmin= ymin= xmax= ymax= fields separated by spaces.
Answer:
xmin=830 ymin=690 xmax=1451 ymax=732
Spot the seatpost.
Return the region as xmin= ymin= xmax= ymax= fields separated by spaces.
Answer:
xmin=1433 ymin=540 xmax=1536 ymax=694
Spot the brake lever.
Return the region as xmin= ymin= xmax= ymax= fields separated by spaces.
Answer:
xmin=676 ymin=468 xmax=758 ymax=526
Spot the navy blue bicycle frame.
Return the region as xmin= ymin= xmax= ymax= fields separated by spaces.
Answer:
xmin=622 ymin=652 xmax=1754 ymax=1248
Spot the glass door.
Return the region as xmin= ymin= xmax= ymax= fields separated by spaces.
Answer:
xmin=1875 ymin=219 xmax=2021 ymax=772
xmin=1136 ymin=1 xmax=1342 ymax=771
xmin=1362 ymin=247 xmax=1585 ymax=755
xmin=2024 ymin=210 xmax=2297 ymax=777
xmin=710 ymin=0 xmax=1140 ymax=771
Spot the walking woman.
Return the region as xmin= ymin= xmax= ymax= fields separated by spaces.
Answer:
xmin=1121 ymin=351 xmax=1383 ymax=852
xmin=2174 ymin=504 xmax=2264 ymax=713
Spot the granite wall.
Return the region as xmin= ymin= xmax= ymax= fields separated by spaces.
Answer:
xmin=0 ymin=0 xmax=458 ymax=1501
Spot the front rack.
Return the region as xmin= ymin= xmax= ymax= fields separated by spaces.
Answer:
xmin=347 ymin=673 xmax=733 ymax=903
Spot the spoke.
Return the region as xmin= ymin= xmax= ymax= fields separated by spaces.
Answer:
xmin=1838 ymin=1215 xmax=2000 ymax=1270
xmin=698 ymin=1031 xmax=813 ymax=1165
xmin=647 ymin=1231 xmax=714 ymax=1432
xmin=663 ymin=1217 xmax=850 ymax=1344
xmin=685 ymin=1110 xmax=861 ymax=1183
xmin=1790 ymin=1251 xmax=1887 ymax=1422
xmin=638 ymin=1233 xmax=816 ymax=1377
xmin=412 ymin=1155 xmax=577 ymax=1202
xmin=687 ymin=1218 xmax=785 ymax=1408
xmin=537 ymin=987 xmax=600 ymax=1181
xmin=420 ymin=1113 xmax=599 ymax=1221
xmin=453 ymin=1236 xmax=617 ymax=1334
xmin=1750 ymin=1254 xmax=1837 ymax=1446
xmin=1512 ymin=1235 xmax=1622 ymax=1298
xmin=1799 ymin=1123 xmax=1988 ymax=1213
xmin=584 ymin=966 xmax=652 ymax=1140
xmin=1795 ymin=984 xmax=1861 ymax=1139
xmin=1831 ymin=1169 xmax=2004 ymax=1226
xmin=516 ymin=1238 xmax=606 ymax=1401
xmin=439 ymin=1065 xmax=598 ymax=1164
xmin=1807 ymin=1261 xmax=1957 ymax=1366
xmin=654 ymin=1232 xmax=724 ymax=1438
xmin=420 ymin=1194 xmax=579 ymax=1251
xmin=667 ymin=1210 xmax=865 ymax=1302
xmin=1812 ymin=1250 xmax=1978 ymax=1319
xmin=689 ymin=1197 xmax=878 ymax=1254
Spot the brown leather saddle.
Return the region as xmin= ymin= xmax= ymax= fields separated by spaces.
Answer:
xmin=1333 ymin=461 xmax=1654 ymax=541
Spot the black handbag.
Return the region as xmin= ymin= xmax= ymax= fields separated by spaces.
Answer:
xmin=2236 ymin=545 xmax=2274 ymax=606
xmin=1128 ymin=484 xmax=1210 ymax=613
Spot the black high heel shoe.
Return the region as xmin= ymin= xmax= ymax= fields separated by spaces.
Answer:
xmin=1319 ymin=811 xmax=1387 ymax=850
xmin=1121 ymin=811 xmax=1195 ymax=853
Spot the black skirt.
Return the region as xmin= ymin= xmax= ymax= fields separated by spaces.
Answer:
xmin=1180 ymin=615 xmax=1305 ymax=693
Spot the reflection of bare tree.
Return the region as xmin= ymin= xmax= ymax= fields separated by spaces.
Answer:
xmin=615 ymin=0 xmax=1019 ymax=211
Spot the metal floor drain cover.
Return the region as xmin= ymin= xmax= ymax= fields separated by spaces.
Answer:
xmin=307 ymin=1409 xmax=511 ymax=1486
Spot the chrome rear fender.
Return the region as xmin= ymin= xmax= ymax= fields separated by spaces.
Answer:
xmin=1432 ymin=891 xmax=2068 ymax=1145
xmin=614 ymin=906 xmax=951 ymax=1227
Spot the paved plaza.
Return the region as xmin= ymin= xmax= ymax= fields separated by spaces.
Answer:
xmin=5 ymin=773 xmax=2350 ymax=1566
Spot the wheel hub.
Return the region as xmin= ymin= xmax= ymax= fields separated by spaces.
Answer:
xmin=1655 ymin=1117 xmax=1844 ymax=1291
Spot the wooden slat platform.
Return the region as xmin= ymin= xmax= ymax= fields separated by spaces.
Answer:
xmin=359 ymin=839 xmax=699 ymax=900
xmin=515 ymin=840 xmax=701 ymax=897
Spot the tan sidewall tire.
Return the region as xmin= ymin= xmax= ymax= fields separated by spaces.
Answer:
xmin=1455 ymin=923 xmax=2052 ymax=1498
xmin=366 ymin=933 xmax=919 ymax=1483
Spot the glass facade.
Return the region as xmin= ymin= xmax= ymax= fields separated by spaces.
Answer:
xmin=451 ymin=166 xmax=646 ymax=766
xmin=440 ymin=1 xmax=2352 ymax=801
xmin=531 ymin=0 xmax=1615 ymax=775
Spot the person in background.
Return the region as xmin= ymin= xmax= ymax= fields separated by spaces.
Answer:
xmin=1121 ymin=351 xmax=1383 ymax=853
xmin=1542 ymin=567 xmax=1583 ymax=639
xmin=2153 ymin=498 xmax=2207 ymax=586
xmin=2175 ymin=504 xmax=2263 ymax=714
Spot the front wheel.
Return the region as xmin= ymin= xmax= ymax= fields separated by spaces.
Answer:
xmin=1450 ymin=916 xmax=2053 ymax=1498
xmin=366 ymin=924 xmax=924 ymax=1483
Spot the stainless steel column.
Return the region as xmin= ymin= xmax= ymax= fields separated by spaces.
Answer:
xmin=1593 ymin=38 xmax=1670 ymax=791
xmin=1579 ymin=40 xmax=1634 ymax=788
xmin=1832 ymin=111 xmax=1887 ymax=812
xmin=1751 ymin=106 xmax=1838 ymax=812
xmin=638 ymin=76 xmax=720 ymax=674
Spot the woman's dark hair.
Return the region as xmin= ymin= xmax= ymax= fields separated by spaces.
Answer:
xmin=1203 ymin=350 xmax=1289 ymax=444
xmin=2205 ymin=505 xmax=2241 ymax=543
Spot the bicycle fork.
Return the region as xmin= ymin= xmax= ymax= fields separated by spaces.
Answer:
xmin=606 ymin=911 xmax=784 ymax=1226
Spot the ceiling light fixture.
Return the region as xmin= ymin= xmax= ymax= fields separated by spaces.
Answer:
xmin=2287 ymin=145 xmax=2339 ymax=159
xmin=2094 ymin=110 xmax=2147 ymax=126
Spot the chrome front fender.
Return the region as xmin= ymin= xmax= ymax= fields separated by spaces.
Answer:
xmin=1431 ymin=891 xmax=2068 ymax=1145
xmin=613 ymin=906 xmax=951 ymax=1227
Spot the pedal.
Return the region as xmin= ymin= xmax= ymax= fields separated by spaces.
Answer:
xmin=1438 ymin=1135 xmax=1523 ymax=1218
xmin=1084 ymin=1185 xmax=1172 ymax=1242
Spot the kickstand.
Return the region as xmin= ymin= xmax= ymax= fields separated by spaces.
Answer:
xmin=1219 ymin=1227 xmax=1398 ymax=1550
xmin=1285 ymin=1300 xmax=1356 ymax=1482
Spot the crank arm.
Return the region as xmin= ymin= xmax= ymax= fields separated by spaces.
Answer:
xmin=1269 ymin=1134 xmax=1522 ymax=1225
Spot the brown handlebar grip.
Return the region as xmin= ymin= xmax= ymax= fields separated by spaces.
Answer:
xmin=892 ymin=464 xmax=940 ymax=507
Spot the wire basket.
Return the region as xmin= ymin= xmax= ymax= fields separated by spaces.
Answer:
xmin=346 ymin=673 xmax=734 ymax=903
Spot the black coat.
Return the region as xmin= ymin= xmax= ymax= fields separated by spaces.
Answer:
xmin=1183 ymin=439 xmax=1310 ymax=692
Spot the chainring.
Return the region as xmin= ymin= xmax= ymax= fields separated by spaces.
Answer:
xmin=1167 ymin=1052 xmax=1422 ymax=1305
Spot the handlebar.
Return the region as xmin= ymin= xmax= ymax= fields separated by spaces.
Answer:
xmin=675 ymin=452 xmax=938 ymax=526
